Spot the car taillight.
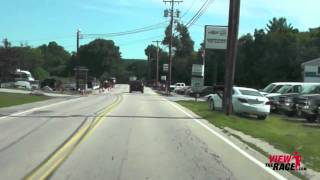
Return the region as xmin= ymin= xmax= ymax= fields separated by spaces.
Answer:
xmin=265 ymin=101 xmax=271 ymax=105
xmin=238 ymin=98 xmax=248 ymax=103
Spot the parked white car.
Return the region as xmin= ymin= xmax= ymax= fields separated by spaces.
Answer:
xmin=208 ymin=87 xmax=270 ymax=119
xmin=170 ymin=83 xmax=186 ymax=92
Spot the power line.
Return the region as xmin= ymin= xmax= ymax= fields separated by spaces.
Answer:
xmin=180 ymin=0 xmax=197 ymax=19
xmin=82 ymin=21 xmax=168 ymax=38
xmin=185 ymin=0 xmax=214 ymax=28
xmin=117 ymin=35 xmax=164 ymax=47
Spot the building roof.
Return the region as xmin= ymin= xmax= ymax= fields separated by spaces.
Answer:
xmin=301 ymin=58 xmax=320 ymax=67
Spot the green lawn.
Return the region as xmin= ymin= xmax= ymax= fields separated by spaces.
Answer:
xmin=177 ymin=101 xmax=320 ymax=172
xmin=0 ymin=92 xmax=49 ymax=108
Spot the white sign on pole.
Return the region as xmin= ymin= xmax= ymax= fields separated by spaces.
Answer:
xmin=192 ymin=64 xmax=204 ymax=77
xmin=205 ymin=26 xmax=228 ymax=50
xmin=163 ymin=64 xmax=169 ymax=72
xmin=191 ymin=77 xmax=204 ymax=92
xmin=161 ymin=76 xmax=167 ymax=81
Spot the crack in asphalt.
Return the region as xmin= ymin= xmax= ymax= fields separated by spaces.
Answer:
xmin=173 ymin=128 xmax=236 ymax=180
xmin=0 ymin=118 xmax=52 ymax=153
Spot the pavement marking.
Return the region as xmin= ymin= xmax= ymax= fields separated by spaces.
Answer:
xmin=24 ymin=95 xmax=123 ymax=180
xmin=163 ymin=98 xmax=287 ymax=180
xmin=0 ymin=97 xmax=83 ymax=121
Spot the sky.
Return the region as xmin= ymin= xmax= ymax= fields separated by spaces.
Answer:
xmin=1 ymin=0 xmax=319 ymax=59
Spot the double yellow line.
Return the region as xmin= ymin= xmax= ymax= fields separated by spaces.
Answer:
xmin=24 ymin=95 xmax=123 ymax=180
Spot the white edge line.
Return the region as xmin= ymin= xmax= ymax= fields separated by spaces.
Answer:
xmin=0 ymin=97 xmax=82 ymax=121
xmin=163 ymin=98 xmax=287 ymax=180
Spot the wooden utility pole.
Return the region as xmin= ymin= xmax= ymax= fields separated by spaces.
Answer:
xmin=223 ymin=0 xmax=241 ymax=115
xmin=76 ymin=29 xmax=80 ymax=54
xmin=76 ymin=29 xmax=81 ymax=90
xmin=152 ymin=40 xmax=161 ymax=87
xmin=163 ymin=0 xmax=182 ymax=94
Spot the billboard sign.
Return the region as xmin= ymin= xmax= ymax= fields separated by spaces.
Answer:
xmin=205 ymin=26 xmax=228 ymax=50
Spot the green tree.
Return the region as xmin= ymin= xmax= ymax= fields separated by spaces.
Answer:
xmin=78 ymin=39 xmax=121 ymax=78
xmin=161 ymin=23 xmax=196 ymax=84
xmin=38 ymin=41 xmax=71 ymax=76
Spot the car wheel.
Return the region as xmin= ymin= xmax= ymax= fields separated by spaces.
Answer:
xmin=257 ymin=115 xmax=267 ymax=120
xmin=209 ymin=100 xmax=215 ymax=111
xmin=306 ymin=116 xmax=316 ymax=123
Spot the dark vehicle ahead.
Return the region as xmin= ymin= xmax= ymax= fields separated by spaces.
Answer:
xmin=129 ymin=80 xmax=144 ymax=93
xmin=278 ymin=83 xmax=320 ymax=116
xmin=296 ymin=94 xmax=320 ymax=122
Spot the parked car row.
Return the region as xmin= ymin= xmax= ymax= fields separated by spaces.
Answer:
xmin=204 ymin=82 xmax=320 ymax=122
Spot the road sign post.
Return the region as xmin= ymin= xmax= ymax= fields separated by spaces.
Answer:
xmin=163 ymin=64 xmax=169 ymax=95
xmin=191 ymin=64 xmax=204 ymax=102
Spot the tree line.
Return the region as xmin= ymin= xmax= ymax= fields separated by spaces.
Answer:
xmin=145 ymin=18 xmax=320 ymax=88
xmin=0 ymin=39 xmax=148 ymax=83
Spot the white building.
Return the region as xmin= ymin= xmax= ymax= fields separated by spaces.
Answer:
xmin=302 ymin=58 xmax=320 ymax=82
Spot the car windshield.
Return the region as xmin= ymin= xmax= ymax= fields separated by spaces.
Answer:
xmin=270 ymin=85 xmax=283 ymax=93
xmin=276 ymin=85 xmax=292 ymax=94
xmin=301 ymin=85 xmax=320 ymax=94
xmin=239 ymin=89 xmax=263 ymax=97
xmin=262 ymin=84 xmax=276 ymax=92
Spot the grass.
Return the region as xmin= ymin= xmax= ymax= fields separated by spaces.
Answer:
xmin=177 ymin=101 xmax=320 ymax=172
xmin=0 ymin=92 xmax=49 ymax=108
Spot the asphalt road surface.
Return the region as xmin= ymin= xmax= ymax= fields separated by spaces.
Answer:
xmin=0 ymin=85 xmax=296 ymax=180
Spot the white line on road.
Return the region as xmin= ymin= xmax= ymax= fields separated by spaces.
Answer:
xmin=164 ymin=98 xmax=287 ymax=180
xmin=0 ymin=97 xmax=82 ymax=121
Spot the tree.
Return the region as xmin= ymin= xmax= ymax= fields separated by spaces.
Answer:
xmin=161 ymin=23 xmax=196 ymax=83
xmin=2 ymin=38 xmax=11 ymax=48
xmin=175 ymin=23 xmax=194 ymax=57
xmin=38 ymin=41 xmax=71 ymax=76
xmin=78 ymin=39 xmax=121 ymax=79
xmin=0 ymin=47 xmax=19 ymax=81
xmin=266 ymin=17 xmax=298 ymax=33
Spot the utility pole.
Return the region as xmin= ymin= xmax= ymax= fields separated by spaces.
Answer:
xmin=76 ymin=29 xmax=81 ymax=90
xmin=223 ymin=0 xmax=241 ymax=115
xmin=148 ymin=52 xmax=151 ymax=82
xmin=152 ymin=40 xmax=161 ymax=88
xmin=163 ymin=0 xmax=182 ymax=94
xmin=76 ymin=29 xmax=80 ymax=54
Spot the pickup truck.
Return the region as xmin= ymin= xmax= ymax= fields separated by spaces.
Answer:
xmin=296 ymin=94 xmax=320 ymax=122
xmin=278 ymin=83 xmax=320 ymax=117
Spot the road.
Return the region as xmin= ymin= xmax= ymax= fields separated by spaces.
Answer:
xmin=0 ymin=85 xmax=295 ymax=180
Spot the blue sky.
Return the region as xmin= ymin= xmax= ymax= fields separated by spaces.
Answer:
xmin=1 ymin=0 xmax=319 ymax=59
